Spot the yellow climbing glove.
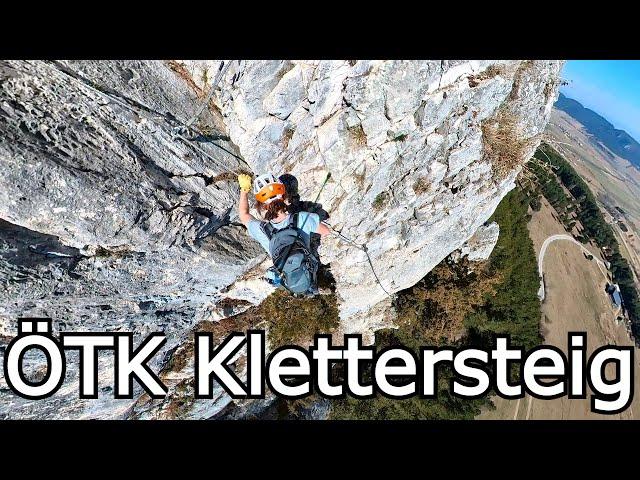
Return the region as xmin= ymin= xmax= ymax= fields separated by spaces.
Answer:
xmin=237 ymin=174 xmax=252 ymax=193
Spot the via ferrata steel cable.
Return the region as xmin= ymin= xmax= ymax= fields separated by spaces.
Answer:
xmin=324 ymin=223 xmax=393 ymax=299
xmin=185 ymin=60 xmax=233 ymax=128
xmin=42 ymin=60 xmax=243 ymax=175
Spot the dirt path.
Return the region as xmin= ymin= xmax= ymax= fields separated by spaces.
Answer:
xmin=479 ymin=198 xmax=640 ymax=419
xmin=537 ymin=234 xmax=609 ymax=300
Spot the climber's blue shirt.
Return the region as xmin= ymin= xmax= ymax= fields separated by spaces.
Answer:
xmin=247 ymin=212 xmax=319 ymax=255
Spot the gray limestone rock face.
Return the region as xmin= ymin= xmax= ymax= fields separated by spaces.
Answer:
xmin=457 ymin=221 xmax=501 ymax=262
xmin=0 ymin=60 xmax=263 ymax=419
xmin=0 ymin=59 xmax=563 ymax=419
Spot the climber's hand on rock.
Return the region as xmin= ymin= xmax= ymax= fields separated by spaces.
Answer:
xmin=238 ymin=174 xmax=252 ymax=193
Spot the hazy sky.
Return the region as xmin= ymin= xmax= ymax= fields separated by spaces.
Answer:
xmin=560 ymin=61 xmax=640 ymax=142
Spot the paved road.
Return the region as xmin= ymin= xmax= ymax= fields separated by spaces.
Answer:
xmin=538 ymin=234 xmax=609 ymax=300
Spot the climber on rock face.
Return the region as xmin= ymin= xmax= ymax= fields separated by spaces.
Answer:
xmin=237 ymin=173 xmax=331 ymax=297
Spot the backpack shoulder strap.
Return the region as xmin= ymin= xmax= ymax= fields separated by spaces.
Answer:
xmin=290 ymin=212 xmax=299 ymax=230
xmin=260 ymin=221 xmax=275 ymax=240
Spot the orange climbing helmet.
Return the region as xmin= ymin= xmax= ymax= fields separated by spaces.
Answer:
xmin=253 ymin=173 xmax=286 ymax=204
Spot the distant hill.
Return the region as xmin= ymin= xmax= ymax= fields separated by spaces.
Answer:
xmin=555 ymin=93 xmax=640 ymax=169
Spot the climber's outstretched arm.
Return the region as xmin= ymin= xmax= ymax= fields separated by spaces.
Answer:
xmin=238 ymin=174 xmax=257 ymax=226
xmin=239 ymin=191 xmax=257 ymax=226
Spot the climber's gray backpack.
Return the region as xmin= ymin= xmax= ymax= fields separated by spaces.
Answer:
xmin=261 ymin=213 xmax=318 ymax=295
